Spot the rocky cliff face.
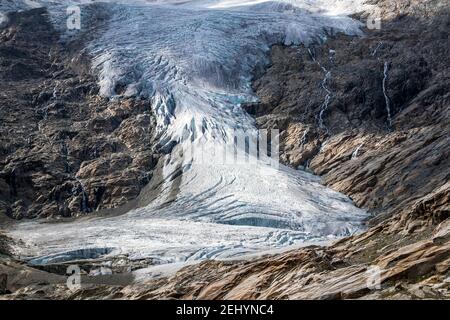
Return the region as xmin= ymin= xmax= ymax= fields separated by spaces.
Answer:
xmin=0 ymin=0 xmax=449 ymax=299
xmin=124 ymin=0 xmax=449 ymax=300
xmin=0 ymin=9 xmax=159 ymax=219
xmin=245 ymin=4 xmax=450 ymax=232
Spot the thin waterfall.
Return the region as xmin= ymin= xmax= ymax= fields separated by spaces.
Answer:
xmin=383 ymin=61 xmax=392 ymax=129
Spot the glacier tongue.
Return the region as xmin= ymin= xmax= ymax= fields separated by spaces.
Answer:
xmin=5 ymin=0 xmax=371 ymax=265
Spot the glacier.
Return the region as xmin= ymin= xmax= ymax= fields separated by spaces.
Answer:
xmin=2 ymin=0 xmax=373 ymax=268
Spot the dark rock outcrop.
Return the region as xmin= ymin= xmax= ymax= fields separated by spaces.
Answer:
xmin=0 ymin=273 xmax=7 ymax=294
xmin=0 ymin=8 xmax=160 ymax=219
xmin=246 ymin=2 xmax=450 ymax=231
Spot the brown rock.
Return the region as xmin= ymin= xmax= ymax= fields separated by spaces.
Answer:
xmin=248 ymin=3 xmax=450 ymax=232
xmin=0 ymin=273 xmax=7 ymax=294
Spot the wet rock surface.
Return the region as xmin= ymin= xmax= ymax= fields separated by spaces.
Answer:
xmin=0 ymin=9 xmax=159 ymax=219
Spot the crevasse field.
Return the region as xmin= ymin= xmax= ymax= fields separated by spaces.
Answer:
xmin=4 ymin=0 xmax=372 ymax=274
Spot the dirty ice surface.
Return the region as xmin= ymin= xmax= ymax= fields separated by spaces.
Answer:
xmin=2 ymin=0 xmax=372 ymax=269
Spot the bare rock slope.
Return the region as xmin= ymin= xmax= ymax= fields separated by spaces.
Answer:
xmin=0 ymin=8 xmax=159 ymax=219
xmin=0 ymin=1 xmax=449 ymax=299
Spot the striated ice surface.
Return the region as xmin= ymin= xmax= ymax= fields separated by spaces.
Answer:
xmin=3 ymin=0 xmax=373 ymax=266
